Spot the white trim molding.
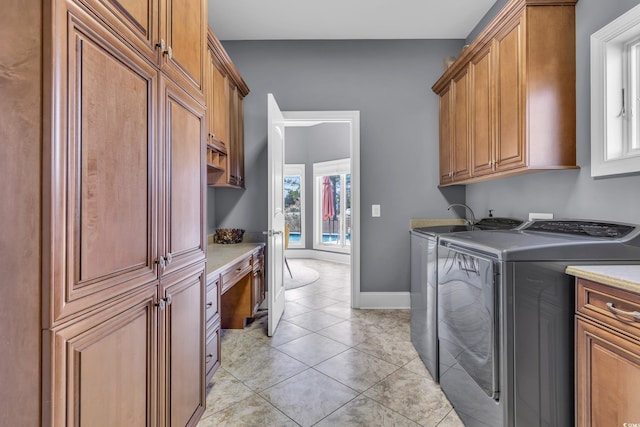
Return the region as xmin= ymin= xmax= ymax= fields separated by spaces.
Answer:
xmin=358 ymin=292 xmax=411 ymax=309
xmin=591 ymin=3 xmax=640 ymax=177
xmin=282 ymin=110 xmax=361 ymax=308
xmin=285 ymin=249 xmax=350 ymax=264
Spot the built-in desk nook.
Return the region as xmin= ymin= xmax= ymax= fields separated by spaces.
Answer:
xmin=205 ymin=242 xmax=265 ymax=382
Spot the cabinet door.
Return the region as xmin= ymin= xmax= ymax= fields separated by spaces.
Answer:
xmin=48 ymin=3 xmax=159 ymax=324
xmin=46 ymin=286 xmax=158 ymax=427
xmin=212 ymin=62 xmax=230 ymax=145
xmin=237 ymin=95 xmax=246 ymax=188
xmin=159 ymin=75 xmax=206 ymax=275
xmin=438 ymin=86 xmax=453 ymax=185
xmin=470 ymin=44 xmax=495 ymax=177
xmin=252 ymin=251 xmax=265 ymax=315
xmin=160 ymin=0 xmax=206 ymax=99
xmin=159 ymin=263 xmax=205 ymax=427
xmin=451 ymin=68 xmax=471 ymax=181
xmin=74 ymin=0 xmax=159 ymax=63
xmin=576 ymin=318 xmax=640 ymax=427
xmin=205 ymin=47 xmax=216 ymax=144
xmin=228 ymin=83 xmax=239 ymax=186
xmin=494 ymin=14 xmax=526 ymax=171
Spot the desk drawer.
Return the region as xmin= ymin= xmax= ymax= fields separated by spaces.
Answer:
xmin=252 ymin=248 xmax=264 ymax=272
xmin=205 ymin=282 xmax=219 ymax=323
xmin=221 ymin=257 xmax=252 ymax=293
xmin=577 ymin=278 xmax=640 ymax=337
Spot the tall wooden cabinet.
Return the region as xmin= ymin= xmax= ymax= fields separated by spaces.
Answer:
xmin=40 ymin=0 xmax=207 ymax=425
xmin=432 ymin=0 xmax=578 ymax=186
xmin=205 ymin=29 xmax=250 ymax=188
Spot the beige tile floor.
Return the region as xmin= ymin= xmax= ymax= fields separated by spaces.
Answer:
xmin=197 ymin=259 xmax=464 ymax=427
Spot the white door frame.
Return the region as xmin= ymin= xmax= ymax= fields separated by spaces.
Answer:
xmin=281 ymin=110 xmax=361 ymax=308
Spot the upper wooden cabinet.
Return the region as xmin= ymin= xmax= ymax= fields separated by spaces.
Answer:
xmin=432 ymin=0 xmax=578 ymax=186
xmin=469 ymin=44 xmax=494 ymax=177
xmin=205 ymin=29 xmax=250 ymax=188
xmin=74 ymin=0 xmax=206 ymax=99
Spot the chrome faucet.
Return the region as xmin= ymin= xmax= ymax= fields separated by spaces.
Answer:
xmin=447 ymin=203 xmax=477 ymax=225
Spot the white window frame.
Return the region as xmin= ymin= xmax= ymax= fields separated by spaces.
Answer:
xmin=591 ymin=3 xmax=640 ymax=177
xmin=313 ymin=159 xmax=351 ymax=254
xmin=284 ymin=164 xmax=305 ymax=248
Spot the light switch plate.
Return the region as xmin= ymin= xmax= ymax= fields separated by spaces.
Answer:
xmin=372 ymin=204 xmax=381 ymax=217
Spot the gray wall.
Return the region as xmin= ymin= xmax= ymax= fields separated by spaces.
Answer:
xmin=285 ymin=122 xmax=351 ymax=249
xmin=214 ymin=40 xmax=466 ymax=293
xmin=464 ymin=0 xmax=640 ymax=223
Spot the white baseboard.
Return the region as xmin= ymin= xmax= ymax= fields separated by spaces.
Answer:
xmin=358 ymin=292 xmax=410 ymax=309
xmin=264 ymin=290 xmax=410 ymax=310
xmin=285 ymin=249 xmax=350 ymax=264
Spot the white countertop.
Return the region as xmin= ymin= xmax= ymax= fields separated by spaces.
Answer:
xmin=206 ymin=242 xmax=264 ymax=276
xmin=566 ymin=265 xmax=640 ymax=295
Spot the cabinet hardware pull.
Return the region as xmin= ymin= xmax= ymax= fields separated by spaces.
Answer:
xmin=155 ymin=257 xmax=166 ymax=269
xmin=155 ymin=39 xmax=172 ymax=59
xmin=205 ymin=353 xmax=213 ymax=361
xmin=606 ymin=302 xmax=640 ymax=321
xmin=206 ymin=302 xmax=213 ymax=308
xmin=165 ymin=253 xmax=173 ymax=265
xmin=165 ymin=295 xmax=172 ymax=306
xmin=155 ymin=299 xmax=166 ymax=311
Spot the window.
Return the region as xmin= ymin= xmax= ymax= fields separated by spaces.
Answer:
xmin=313 ymin=159 xmax=351 ymax=253
xmin=284 ymin=164 xmax=305 ymax=248
xmin=591 ymin=4 xmax=640 ymax=177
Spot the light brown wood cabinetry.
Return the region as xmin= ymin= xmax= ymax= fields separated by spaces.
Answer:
xmin=39 ymin=0 xmax=207 ymax=425
xmin=470 ymin=45 xmax=494 ymax=177
xmin=252 ymin=247 xmax=266 ymax=315
xmin=75 ymin=0 xmax=206 ymax=99
xmin=159 ymin=74 xmax=207 ymax=275
xmin=438 ymin=86 xmax=453 ymax=185
xmin=45 ymin=285 xmax=158 ymax=426
xmin=205 ymin=29 xmax=250 ymax=188
xmin=451 ymin=67 xmax=472 ymax=182
xmin=216 ymin=246 xmax=265 ymax=329
xmin=205 ymin=274 xmax=221 ymax=383
xmin=45 ymin=4 xmax=160 ymax=323
xmin=159 ymin=264 xmax=206 ymax=427
xmin=432 ymin=0 xmax=578 ymax=186
xmin=575 ymin=279 xmax=640 ymax=426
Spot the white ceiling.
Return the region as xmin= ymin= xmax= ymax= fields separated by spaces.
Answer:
xmin=207 ymin=0 xmax=499 ymax=41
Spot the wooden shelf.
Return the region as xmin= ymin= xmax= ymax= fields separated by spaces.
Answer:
xmin=207 ymin=143 xmax=227 ymax=171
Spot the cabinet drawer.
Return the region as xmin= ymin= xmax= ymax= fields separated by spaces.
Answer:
xmin=252 ymin=251 xmax=264 ymax=273
xmin=205 ymin=328 xmax=220 ymax=383
xmin=221 ymin=257 xmax=252 ymax=293
xmin=577 ymin=279 xmax=640 ymax=337
xmin=205 ymin=283 xmax=219 ymax=323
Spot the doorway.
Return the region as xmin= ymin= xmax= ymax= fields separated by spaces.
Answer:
xmin=281 ymin=111 xmax=361 ymax=308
